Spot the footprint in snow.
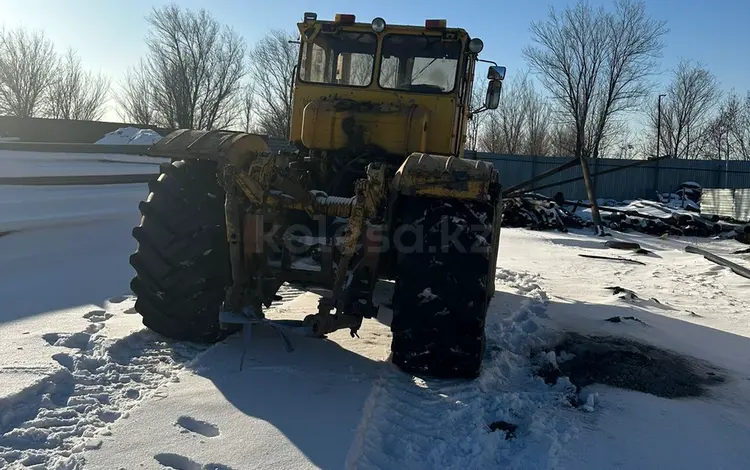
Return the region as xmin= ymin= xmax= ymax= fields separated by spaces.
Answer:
xmin=108 ymin=295 xmax=130 ymax=304
xmin=52 ymin=352 xmax=75 ymax=371
xmin=43 ymin=332 xmax=91 ymax=349
xmin=86 ymin=323 xmax=105 ymax=334
xmin=176 ymin=416 xmax=220 ymax=438
xmin=42 ymin=333 xmax=60 ymax=345
xmin=154 ymin=453 xmax=202 ymax=470
xmin=83 ymin=309 xmax=114 ymax=322
xmin=154 ymin=453 xmax=235 ymax=470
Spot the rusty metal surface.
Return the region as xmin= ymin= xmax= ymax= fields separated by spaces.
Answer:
xmin=145 ymin=129 xmax=271 ymax=165
xmin=391 ymin=152 xmax=496 ymax=201
xmin=300 ymin=99 xmax=429 ymax=155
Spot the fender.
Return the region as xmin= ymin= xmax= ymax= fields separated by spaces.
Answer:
xmin=389 ymin=152 xmax=503 ymax=300
xmin=389 ymin=152 xmax=498 ymax=201
xmin=146 ymin=129 xmax=271 ymax=167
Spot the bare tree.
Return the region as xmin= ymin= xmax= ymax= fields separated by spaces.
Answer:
xmin=549 ymin=120 xmax=577 ymax=156
xmin=249 ymin=29 xmax=298 ymax=139
xmin=731 ymin=91 xmax=750 ymax=160
xmin=524 ymin=0 xmax=667 ymax=160
xmin=696 ymin=90 xmax=750 ymax=161
xmin=720 ymin=90 xmax=750 ymax=160
xmin=0 ymin=27 xmax=57 ymax=117
xmin=466 ymin=78 xmax=488 ymax=150
xmin=119 ymin=4 xmax=247 ymax=130
xmin=117 ymin=61 xmax=156 ymax=125
xmin=496 ymin=74 xmax=529 ymax=154
xmin=524 ymin=81 xmax=553 ymax=155
xmin=46 ymin=48 xmax=110 ymax=120
xmin=349 ymin=55 xmax=375 ymax=86
xmin=478 ymin=73 xmax=529 ymax=154
xmin=478 ymin=113 xmax=504 ymax=153
xmin=477 ymin=73 xmax=555 ymax=156
xmin=589 ymin=0 xmax=667 ymax=159
xmin=588 ymin=97 xmax=632 ymax=157
xmin=647 ymin=59 xmax=720 ymax=159
xmin=523 ymin=0 xmax=666 ymax=228
xmin=524 ymin=2 xmax=605 ymax=159
xmin=239 ymin=82 xmax=255 ymax=132
xmin=546 ymin=112 xmax=626 ymax=158
xmin=379 ymin=56 xmax=400 ymax=89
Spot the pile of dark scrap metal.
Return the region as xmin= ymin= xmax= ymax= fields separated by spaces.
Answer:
xmin=501 ymin=193 xmax=750 ymax=244
xmin=501 ymin=195 xmax=590 ymax=232
xmin=497 ymin=154 xmax=748 ymax=243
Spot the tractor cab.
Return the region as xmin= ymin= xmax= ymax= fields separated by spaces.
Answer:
xmin=290 ymin=13 xmax=505 ymax=158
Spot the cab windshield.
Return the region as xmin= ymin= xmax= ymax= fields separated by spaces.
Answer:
xmin=379 ymin=35 xmax=462 ymax=93
xmin=298 ymin=31 xmax=378 ymax=87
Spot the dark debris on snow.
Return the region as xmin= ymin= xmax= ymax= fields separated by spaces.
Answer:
xmin=535 ymin=333 xmax=725 ymax=400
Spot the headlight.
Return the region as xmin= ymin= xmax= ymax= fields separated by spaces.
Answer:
xmin=468 ymin=38 xmax=484 ymax=54
xmin=371 ymin=17 xmax=386 ymax=33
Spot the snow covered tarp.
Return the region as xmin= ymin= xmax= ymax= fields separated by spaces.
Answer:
xmin=95 ymin=127 xmax=163 ymax=146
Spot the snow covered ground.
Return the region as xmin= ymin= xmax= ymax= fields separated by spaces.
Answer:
xmin=2 ymin=158 xmax=750 ymax=469
xmin=0 ymin=149 xmax=167 ymax=179
xmin=0 ymin=185 xmax=145 ymax=234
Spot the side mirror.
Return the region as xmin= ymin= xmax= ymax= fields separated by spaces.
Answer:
xmin=487 ymin=65 xmax=506 ymax=81
xmin=485 ymin=80 xmax=503 ymax=110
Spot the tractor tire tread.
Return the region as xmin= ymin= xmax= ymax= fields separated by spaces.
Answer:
xmin=391 ymin=198 xmax=495 ymax=379
xmin=129 ymin=159 xmax=238 ymax=343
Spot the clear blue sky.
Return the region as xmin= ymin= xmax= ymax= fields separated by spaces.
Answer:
xmin=1 ymin=0 xmax=748 ymax=122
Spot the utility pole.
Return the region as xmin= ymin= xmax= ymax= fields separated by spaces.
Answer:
xmin=656 ymin=93 xmax=666 ymax=158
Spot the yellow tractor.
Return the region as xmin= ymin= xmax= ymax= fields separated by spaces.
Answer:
xmin=129 ymin=13 xmax=506 ymax=378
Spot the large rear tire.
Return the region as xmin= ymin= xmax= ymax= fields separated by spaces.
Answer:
xmin=129 ymin=159 xmax=238 ymax=343
xmin=391 ymin=198 xmax=495 ymax=378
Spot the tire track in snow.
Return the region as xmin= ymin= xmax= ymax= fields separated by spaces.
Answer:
xmin=0 ymin=285 xmax=305 ymax=470
xmin=346 ymin=268 xmax=580 ymax=470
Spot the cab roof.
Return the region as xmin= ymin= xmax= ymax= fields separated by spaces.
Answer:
xmin=297 ymin=14 xmax=470 ymax=38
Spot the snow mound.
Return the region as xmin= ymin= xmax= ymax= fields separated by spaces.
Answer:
xmin=95 ymin=127 xmax=162 ymax=146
